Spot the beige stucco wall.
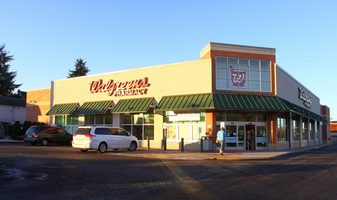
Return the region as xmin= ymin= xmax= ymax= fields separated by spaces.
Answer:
xmin=51 ymin=59 xmax=212 ymax=105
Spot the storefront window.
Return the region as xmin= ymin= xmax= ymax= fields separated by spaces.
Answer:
xmin=133 ymin=114 xmax=143 ymax=124
xmin=55 ymin=115 xmax=64 ymax=125
xmin=302 ymin=118 xmax=308 ymax=140
xmin=85 ymin=115 xmax=94 ymax=125
xmin=84 ymin=113 xmax=113 ymax=126
xmin=216 ymin=112 xmax=226 ymax=121
xmin=179 ymin=125 xmax=190 ymax=140
xmin=277 ymin=112 xmax=288 ymax=141
xmin=192 ymin=125 xmax=204 ymax=140
xmin=105 ymin=113 xmax=113 ymax=124
xmin=144 ymin=125 xmax=154 ymax=140
xmin=226 ymin=112 xmax=241 ymax=121
xmin=167 ymin=125 xmax=177 ymax=140
xmin=227 ymin=111 xmax=256 ymax=122
xmin=257 ymin=113 xmax=267 ymax=122
xmin=121 ymin=109 xmax=154 ymax=140
xmin=144 ymin=113 xmax=154 ymax=124
xmin=122 ymin=113 xmax=131 ymax=124
xmin=216 ymin=111 xmax=267 ymax=122
xmin=316 ymin=121 xmax=321 ymax=140
xmin=96 ymin=114 xmax=104 ymax=124
xmin=292 ymin=114 xmax=300 ymax=141
xmin=55 ymin=114 xmax=78 ymax=134
xmin=216 ymin=56 xmax=271 ymax=92
xmin=164 ymin=111 xmax=205 ymax=141
xmin=310 ymin=119 xmax=315 ymax=140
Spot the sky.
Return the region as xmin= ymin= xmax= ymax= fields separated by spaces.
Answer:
xmin=1 ymin=0 xmax=337 ymax=120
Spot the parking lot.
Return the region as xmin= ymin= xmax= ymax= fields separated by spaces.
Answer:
xmin=1 ymin=142 xmax=337 ymax=200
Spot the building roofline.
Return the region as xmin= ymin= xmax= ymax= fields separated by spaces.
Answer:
xmin=200 ymin=42 xmax=276 ymax=58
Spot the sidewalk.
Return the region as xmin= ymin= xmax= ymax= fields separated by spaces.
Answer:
xmin=0 ymin=139 xmax=332 ymax=160
xmin=113 ymin=143 xmax=333 ymax=161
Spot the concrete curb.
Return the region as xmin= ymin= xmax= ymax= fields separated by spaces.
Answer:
xmin=0 ymin=139 xmax=25 ymax=143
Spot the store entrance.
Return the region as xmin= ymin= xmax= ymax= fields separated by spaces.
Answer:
xmin=217 ymin=122 xmax=267 ymax=151
xmin=245 ymin=125 xmax=255 ymax=150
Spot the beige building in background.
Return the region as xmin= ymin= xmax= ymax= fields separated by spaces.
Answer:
xmin=26 ymin=88 xmax=51 ymax=125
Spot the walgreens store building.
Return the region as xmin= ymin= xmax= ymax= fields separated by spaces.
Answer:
xmin=46 ymin=42 xmax=327 ymax=151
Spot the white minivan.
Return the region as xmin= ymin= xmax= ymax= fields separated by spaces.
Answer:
xmin=72 ymin=126 xmax=139 ymax=153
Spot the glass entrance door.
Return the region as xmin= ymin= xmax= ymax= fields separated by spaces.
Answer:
xmin=245 ymin=125 xmax=255 ymax=150
xmin=256 ymin=126 xmax=267 ymax=150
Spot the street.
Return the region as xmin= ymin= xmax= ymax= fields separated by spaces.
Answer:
xmin=1 ymin=143 xmax=337 ymax=200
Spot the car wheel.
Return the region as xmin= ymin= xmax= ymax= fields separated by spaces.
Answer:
xmin=41 ymin=139 xmax=48 ymax=146
xmin=31 ymin=142 xmax=37 ymax=145
xmin=80 ymin=149 xmax=88 ymax=152
xmin=98 ymin=143 xmax=107 ymax=153
xmin=128 ymin=141 xmax=137 ymax=151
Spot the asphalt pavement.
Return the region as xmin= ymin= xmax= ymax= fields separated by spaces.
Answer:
xmin=1 ymin=139 xmax=332 ymax=161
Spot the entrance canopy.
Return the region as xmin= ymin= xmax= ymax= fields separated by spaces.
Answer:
xmin=46 ymin=103 xmax=79 ymax=116
xmin=155 ymin=93 xmax=288 ymax=111
xmin=213 ymin=93 xmax=288 ymax=111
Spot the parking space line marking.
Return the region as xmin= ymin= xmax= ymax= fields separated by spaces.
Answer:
xmin=152 ymin=153 xmax=160 ymax=159
xmin=159 ymin=152 xmax=170 ymax=157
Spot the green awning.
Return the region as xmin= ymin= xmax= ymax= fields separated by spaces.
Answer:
xmin=111 ymin=98 xmax=154 ymax=113
xmin=279 ymin=98 xmax=327 ymax=122
xmin=155 ymin=93 xmax=289 ymax=111
xmin=76 ymin=100 xmax=113 ymax=114
xmin=154 ymin=93 xmax=327 ymax=122
xmin=46 ymin=103 xmax=79 ymax=116
xmin=213 ymin=93 xmax=289 ymax=111
xmin=155 ymin=94 xmax=213 ymax=111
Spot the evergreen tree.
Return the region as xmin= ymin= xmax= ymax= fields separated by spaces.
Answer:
xmin=0 ymin=44 xmax=21 ymax=96
xmin=68 ymin=58 xmax=90 ymax=78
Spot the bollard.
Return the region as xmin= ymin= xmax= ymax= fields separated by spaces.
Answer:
xmin=200 ymin=136 xmax=205 ymax=152
xmin=181 ymin=137 xmax=184 ymax=152
xmin=164 ymin=137 xmax=167 ymax=151
xmin=147 ymin=136 xmax=150 ymax=150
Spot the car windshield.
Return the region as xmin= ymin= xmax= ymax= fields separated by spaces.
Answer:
xmin=74 ymin=128 xmax=91 ymax=135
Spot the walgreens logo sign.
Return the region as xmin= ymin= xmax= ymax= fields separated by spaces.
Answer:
xmin=89 ymin=77 xmax=150 ymax=97
xmin=230 ymin=66 xmax=247 ymax=87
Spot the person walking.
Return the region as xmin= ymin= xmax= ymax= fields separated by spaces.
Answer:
xmin=217 ymin=127 xmax=226 ymax=155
